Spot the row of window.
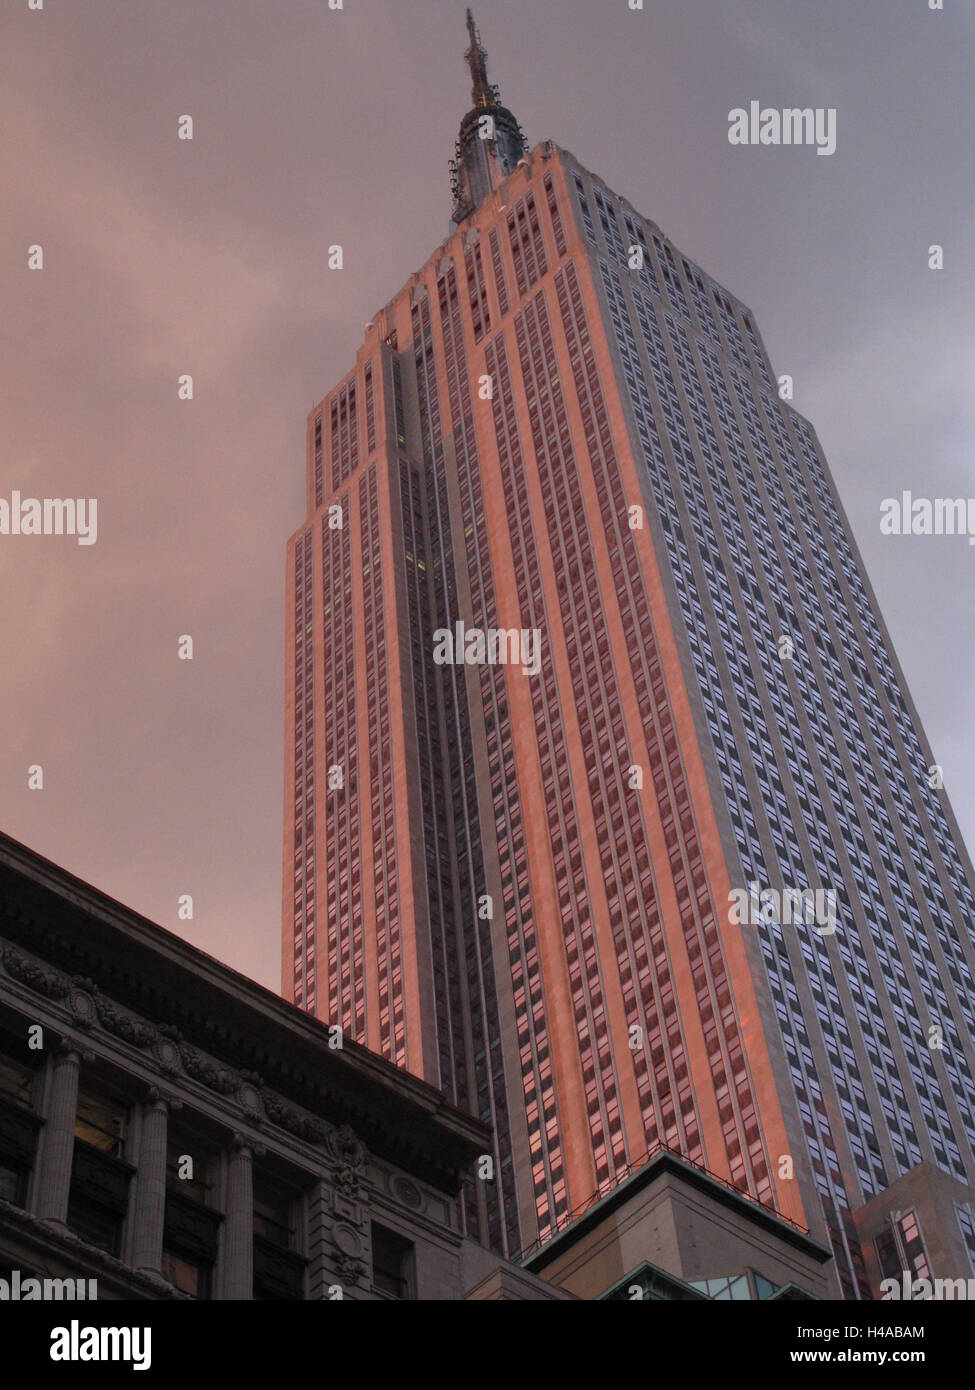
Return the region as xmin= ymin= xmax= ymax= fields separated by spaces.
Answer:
xmin=0 ymin=1027 xmax=417 ymax=1299
xmin=597 ymin=235 xmax=975 ymax=1294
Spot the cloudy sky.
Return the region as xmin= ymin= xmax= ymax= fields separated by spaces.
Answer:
xmin=1 ymin=0 xmax=972 ymax=990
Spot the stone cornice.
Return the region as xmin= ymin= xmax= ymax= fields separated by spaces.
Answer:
xmin=0 ymin=833 xmax=488 ymax=1193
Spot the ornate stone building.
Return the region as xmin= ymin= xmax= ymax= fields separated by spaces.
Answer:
xmin=0 ymin=830 xmax=572 ymax=1300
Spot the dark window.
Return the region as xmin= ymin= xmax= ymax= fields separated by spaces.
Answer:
xmin=165 ymin=1130 xmax=214 ymax=1206
xmin=161 ymin=1249 xmax=211 ymax=1299
xmin=876 ymin=1226 xmax=902 ymax=1280
xmin=895 ymin=1210 xmax=931 ymax=1281
xmin=0 ymin=1161 xmax=27 ymax=1206
xmin=371 ymin=1223 xmax=415 ymax=1300
xmin=74 ymin=1086 xmax=127 ymax=1158
xmin=0 ymin=1030 xmax=38 ymax=1111
xmin=162 ymin=1188 xmax=221 ymax=1300
xmin=253 ymin=1235 xmax=306 ymax=1301
xmin=0 ymin=1030 xmax=42 ymax=1205
xmin=68 ymin=1100 xmax=134 ymax=1258
xmin=253 ymin=1174 xmax=295 ymax=1249
xmin=252 ymin=1171 xmax=305 ymax=1300
xmin=66 ymin=1194 xmax=123 ymax=1256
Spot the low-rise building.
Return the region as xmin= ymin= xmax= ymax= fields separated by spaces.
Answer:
xmin=0 ymin=831 xmax=541 ymax=1300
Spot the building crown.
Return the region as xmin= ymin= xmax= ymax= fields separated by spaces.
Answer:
xmin=465 ymin=7 xmax=496 ymax=109
xmin=450 ymin=10 xmax=527 ymax=227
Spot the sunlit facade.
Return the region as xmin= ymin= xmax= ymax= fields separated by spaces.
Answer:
xmin=283 ymin=14 xmax=975 ymax=1293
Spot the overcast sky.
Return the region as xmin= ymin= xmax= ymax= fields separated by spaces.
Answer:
xmin=1 ymin=0 xmax=972 ymax=990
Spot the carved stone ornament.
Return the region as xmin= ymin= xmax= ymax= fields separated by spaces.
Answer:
xmin=0 ymin=944 xmax=70 ymax=999
xmin=66 ymin=987 xmax=97 ymax=1030
xmin=152 ymin=1037 xmax=182 ymax=1075
xmin=335 ymin=1256 xmax=364 ymax=1286
xmin=327 ymin=1124 xmax=367 ymax=1196
xmin=237 ymin=1082 xmax=263 ymax=1120
xmin=260 ymin=1089 xmax=326 ymax=1144
xmin=92 ymin=995 xmax=157 ymax=1048
xmin=331 ymin=1222 xmax=364 ymax=1259
xmin=389 ymin=1174 xmax=424 ymax=1211
xmin=178 ymin=1046 xmax=237 ymax=1096
xmin=0 ymin=943 xmax=336 ymax=1146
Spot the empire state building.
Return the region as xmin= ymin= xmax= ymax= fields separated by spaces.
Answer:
xmin=283 ymin=12 xmax=975 ymax=1296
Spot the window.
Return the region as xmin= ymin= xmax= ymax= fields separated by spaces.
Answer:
xmin=0 ymin=1165 xmax=24 ymax=1205
xmin=253 ymin=1174 xmax=295 ymax=1249
xmin=955 ymin=1204 xmax=975 ymax=1276
xmin=161 ymin=1248 xmax=211 ymax=1300
xmin=166 ymin=1130 xmax=213 ymax=1206
xmin=69 ymin=1084 xmax=133 ymax=1255
xmin=253 ymin=1171 xmax=305 ymax=1300
xmin=162 ymin=1129 xmax=220 ymax=1299
xmin=0 ymin=1029 xmax=42 ymax=1206
xmin=371 ymin=1223 xmax=415 ymax=1300
xmin=895 ymin=1210 xmax=931 ymax=1281
xmin=0 ymin=1030 xmax=38 ymax=1112
xmin=66 ymin=1194 xmax=124 ymax=1256
xmin=161 ymin=1189 xmax=220 ymax=1299
xmin=875 ymin=1226 xmax=902 ymax=1280
xmin=74 ymin=1086 xmax=127 ymax=1158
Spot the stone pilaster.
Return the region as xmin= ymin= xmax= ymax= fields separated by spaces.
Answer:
xmin=221 ymin=1136 xmax=255 ymax=1299
xmin=129 ymin=1091 xmax=170 ymax=1273
xmin=33 ymin=1042 xmax=82 ymax=1225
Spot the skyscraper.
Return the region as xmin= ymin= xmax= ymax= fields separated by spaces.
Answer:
xmin=283 ymin=12 xmax=975 ymax=1295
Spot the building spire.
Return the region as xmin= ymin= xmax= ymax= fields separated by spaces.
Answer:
xmin=450 ymin=12 xmax=527 ymax=226
xmin=465 ymin=8 xmax=494 ymax=109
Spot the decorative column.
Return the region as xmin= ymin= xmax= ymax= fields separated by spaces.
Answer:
xmin=33 ymin=1042 xmax=82 ymax=1225
xmin=129 ymin=1091 xmax=170 ymax=1273
xmin=221 ymin=1136 xmax=255 ymax=1299
xmin=326 ymin=1125 xmax=369 ymax=1294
